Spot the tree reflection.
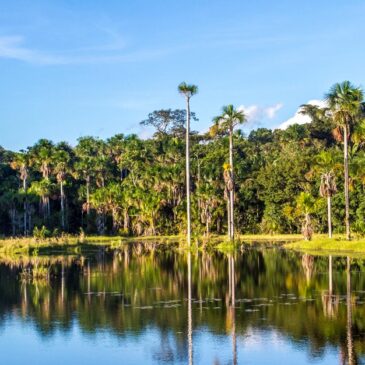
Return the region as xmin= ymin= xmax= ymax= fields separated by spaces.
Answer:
xmin=0 ymin=248 xmax=364 ymax=363
xmin=344 ymin=257 xmax=357 ymax=365
xmin=188 ymin=251 xmax=193 ymax=365
xmin=228 ymin=254 xmax=237 ymax=365
xmin=322 ymin=255 xmax=339 ymax=318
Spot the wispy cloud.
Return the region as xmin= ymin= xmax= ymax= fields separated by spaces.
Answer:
xmin=0 ymin=34 xmax=175 ymax=65
xmin=0 ymin=35 xmax=56 ymax=64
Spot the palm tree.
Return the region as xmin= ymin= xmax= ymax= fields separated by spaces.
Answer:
xmin=53 ymin=143 xmax=73 ymax=230
xmin=29 ymin=139 xmax=54 ymax=220
xmin=212 ymin=105 xmax=246 ymax=240
xmin=296 ymin=192 xmax=316 ymax=241
xmin=326 ymin=81 xmax=364 ymax=240
xmin=319 ymin=171 xmax=337 ymax=238
xmin=10 ymin=151 xmax=30 ymax=235
xmin=315 ymin=151 xmax=340 ymax=238
xmin=29 ymin=179 xmax=54 ymax=221
xmin=74 ymin=137 xmax=100 ymax=217
xmin=178 ymin=82 xmax=198 ymax=246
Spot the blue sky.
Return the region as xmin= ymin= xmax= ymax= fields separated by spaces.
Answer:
xmin=1 ymin=0 xmax=365 ymax=150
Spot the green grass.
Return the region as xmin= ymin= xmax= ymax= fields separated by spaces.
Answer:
xmin=238 ymin=233 xmax=303 ymax=241
xmin=285 ymin=235 xmax=365 ymax=254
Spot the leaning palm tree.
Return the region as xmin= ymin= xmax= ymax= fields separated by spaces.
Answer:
xmin=212 ymin=105 xmax=246 ymax=240
xmin=178 ymin=82 xmax=198 ymax=246
xmin=326 ymin=81 xmax=364 ymax=240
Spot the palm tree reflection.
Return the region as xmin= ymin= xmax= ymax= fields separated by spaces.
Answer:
xmin=322 ymin=255 xmax=339 ymax=318
xmin=345 ymin=256 xmax=356 ymax=365
xmin=187 ymin=252 xmax=193 ymax=365
xmin=227 ymin=254 xmax=237 ymax=365
xmin=231 ymin=255 xmax=237 ymax=365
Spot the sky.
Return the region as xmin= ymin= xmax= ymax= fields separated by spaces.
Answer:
xmin=1 ymin=0 xmax=365 ymax=151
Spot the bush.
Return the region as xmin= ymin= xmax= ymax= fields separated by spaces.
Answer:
xmin=33 ymin=226 xmax=51 ymax=240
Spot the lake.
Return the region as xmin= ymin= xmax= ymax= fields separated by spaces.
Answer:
xmin=0 ymin=244 xmax=363 ymax=364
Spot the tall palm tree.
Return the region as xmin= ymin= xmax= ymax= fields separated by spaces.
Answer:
xmin=326 ymin=81 xmax=364 ymax=240
xmin=212 ymin=105 xmax=246 ymax=240
xmin=178 ymin=82 xmax=198 ymax=246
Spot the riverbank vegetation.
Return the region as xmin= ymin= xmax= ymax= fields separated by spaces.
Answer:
xmin=285 ymin=236 xmax=365 ymax=254
xmin=1 ymin=81 xmax=365 ymax=242
xmin=0 ymin=233 xmax=302 ymax=255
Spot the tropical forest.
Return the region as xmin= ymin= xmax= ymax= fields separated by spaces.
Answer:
xmin=1 ymin=81 xmax=364 ymax=244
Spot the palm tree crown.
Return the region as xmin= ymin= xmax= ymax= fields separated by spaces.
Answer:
xmin=326 ymin=81 xmax=364 ymax=128
xmin=213 ymin=104 xmax=246 ymax=133
xmin=178 ymin=82 xmax=198 ymax=100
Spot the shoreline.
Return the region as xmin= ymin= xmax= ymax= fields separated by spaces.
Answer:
xmin=1 ymin=233 xmax=365 ymax=256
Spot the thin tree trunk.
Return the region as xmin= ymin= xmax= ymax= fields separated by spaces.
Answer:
xmin=10 ymin=208 xmax=16 ymax=236
xmin=23 ymin=177 xmax=27 ymax=236
xmin=344 ymin=124 xmax=351 ymax=240
xmin=60 ymin=180 xmax=65 ymax=230
xmin=197 ymin=160 xmax=201 ymax=221
xmin=227 ymin=198 xmax=231 ymax=239
xmin=229 ymin=128 xmax=234 ymax=241
xmin=327 ymin=196 xmax=332 ymax=239
xmin=112 ymin=209 xmax=118 ymax=233
xmin=86 ymin=176 xmax=90 ymax=215
xmin=186 ymin=97 xmax=191 ymax=246
xmin=123 ymin=208 xmax=129 ymax=232
xmin=47 ymin=197 xmax=50 ymax=219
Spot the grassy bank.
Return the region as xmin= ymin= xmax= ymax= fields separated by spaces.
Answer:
xmin=6 ymin=233 xmax=361 ymax=256
xmin=0 ymin=234 xmax=185 ymax=255
xmin=285 ymin=235 xmax=365 ymax=254
xmin=0 ymin=233 xmax=302 ymax=254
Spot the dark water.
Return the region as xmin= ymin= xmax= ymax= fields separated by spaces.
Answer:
xmin=0 ymin=245 xmax=364 ymax=365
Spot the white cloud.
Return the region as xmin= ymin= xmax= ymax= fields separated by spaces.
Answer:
xmin=278 ymin=99 xmax=327 ymax=129
xmin=238 ymin=103 xmax=283 ymax=124
xmin=0 ymin=34 xmax=175 ymax=65
xmin=266 ymin=103 xmax=283 ymax=119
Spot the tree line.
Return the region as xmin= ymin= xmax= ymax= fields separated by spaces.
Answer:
xmin=0 ymin=80 xmax=364 ymax=239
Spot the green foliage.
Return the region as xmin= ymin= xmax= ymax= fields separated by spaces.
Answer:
xmin=33 ymin=226 xmax=51 ymax=240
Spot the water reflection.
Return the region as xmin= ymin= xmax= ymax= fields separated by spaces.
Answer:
xmin=344 ymin=257 xmax=357 ymax=365
xmin=0 ymin=247 xmax=365 ymax=364
xmin=228 ymin=254 xmax=237 ymax=365
xmin=188 ymin=252 xmax=193 ymax=365
xmin=321 ymin=255 xmax=339 ymax=318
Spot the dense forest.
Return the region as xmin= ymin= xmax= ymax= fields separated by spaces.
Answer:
xmin=1 ymin=81 xmax=364 ymax=238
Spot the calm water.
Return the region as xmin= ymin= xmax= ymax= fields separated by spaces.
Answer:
xmin=0 ymin=244 xmax=364 ymax=364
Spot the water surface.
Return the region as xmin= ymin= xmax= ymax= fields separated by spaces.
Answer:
xmin=0 ymin=245 xmax=364 ymax=364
